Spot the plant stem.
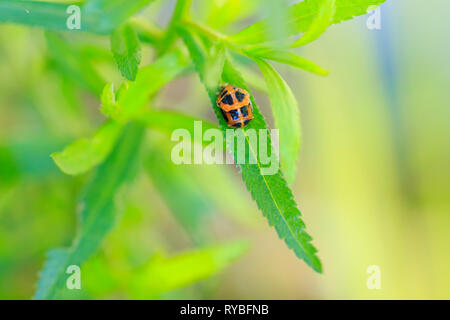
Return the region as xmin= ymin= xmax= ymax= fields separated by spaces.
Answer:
xmin=159 ymin=0 xmax=194 ymax=55
xmin=182 ymin=20 xmax=244 ymax=54
xmin=130 ymin=17 xmax=164 ymax=47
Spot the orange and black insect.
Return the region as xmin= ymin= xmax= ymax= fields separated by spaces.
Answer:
xmin=216 ymin=84 xmax=254 ymax=128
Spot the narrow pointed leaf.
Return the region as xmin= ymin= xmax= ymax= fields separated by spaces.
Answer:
xmin=51 ymin=51 xmax=187 ymax=176
xmin=51 ymin=121 xmax=123 ymax=175
xmin=100 ymin=82 xmax=122 ymax=120
xmin=203 ymin=44 xmax=226 ymax=91
xmin=34 ymin=123 xmax=145 ymax=300
xmin=110 ymin=23 xmax=142 ymax=81
xmin=129 ymin=241 xmax=249 ymax=298
xmin=118 ymin=49 xmax=189 ymax=118
xmin=231 ymin=0 xmax=386 ymax=44
xmin=291 ymin=0 xmax=336 ymax=47
xmin=0 ymin=0 xmax=155 ymax=34
xmin=178 ymin=27 xmax=322 ymax=272
xmin=246 ymin=47 xmax=329 ymax=75
xmin=253 ymin=58 xmax=301 ymax=183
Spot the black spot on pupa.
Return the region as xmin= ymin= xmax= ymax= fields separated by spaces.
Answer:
xmin=229 ymin=109 xmax=239 ymax=120
xmin=221 ymin=94 xmax=234 ymax=105
xmin=235 ymin=91 xmax=245 ymax=102
xmin=220 ymin=109 xmax=227 ymax=120
xmin=240 ymin=106 xmax=248 ymax=117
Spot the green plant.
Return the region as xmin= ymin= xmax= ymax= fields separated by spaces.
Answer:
xmin=0 ymin=0 xmax=386 ymax=299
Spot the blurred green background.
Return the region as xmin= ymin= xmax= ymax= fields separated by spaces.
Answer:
xmin=1 ymin=0 xmax=449 ymax=299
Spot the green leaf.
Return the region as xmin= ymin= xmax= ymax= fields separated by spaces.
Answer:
xmin=130 ymin=17 xmax=164 ymax=46
xmin=52 ymin=51 xmax=188 ymax=176
xmin=0 ymin=1 xmax=74 ymax=31
xmin=178 ymin=27 xmax=322 ymax=273
xmin=253 ymin=58 xmax=301 ymax=184
xmin=0 ymin=0 xmax=155 ymax=34
xmin=117 ymin=49 xmax=189 ymax=118
xmin=246 ymin=47 xmax=329 ymax=76
xmin=203 ymin=44 xmax=226 ymax=91
xmin=178 ymin=20 xmax=328 ymax=76
xmin=128 ymin=241 xmax=249 ymax=298
xmin=232 ymin=62 xmax=268 ymax=93
xmin=34 ymin=123 xmax=145 ymax=300
xmin=203 ymin=0 xmax=256 ymax=30
xmin=110 ymin=23 xmax=142 ymax=81
xmin=100 ymin=82 xmax=122 ymax=120
xmin=51 ymin=121 xmax=123 ymax=175
xmin=33 ymin=249 xmax=70 ymax=300
xmin=82 ymin=0 xmax=156 ymax=34
xmin=77 ymin=240 xmax=249 ymax=299
xmin=231 ymin=0 xmax=386 ymax=44
xmin=221 ymin=61 xmax=321 ymax=272
xmin=290 ymin=0 xmax=336 ymax=47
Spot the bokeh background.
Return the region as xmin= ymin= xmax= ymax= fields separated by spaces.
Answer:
xmin=1 ymin=0 xmax=449 ymax=299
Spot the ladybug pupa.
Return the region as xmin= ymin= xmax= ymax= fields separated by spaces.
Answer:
xmin=216 ymin=84 xmax=254 ymax=128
